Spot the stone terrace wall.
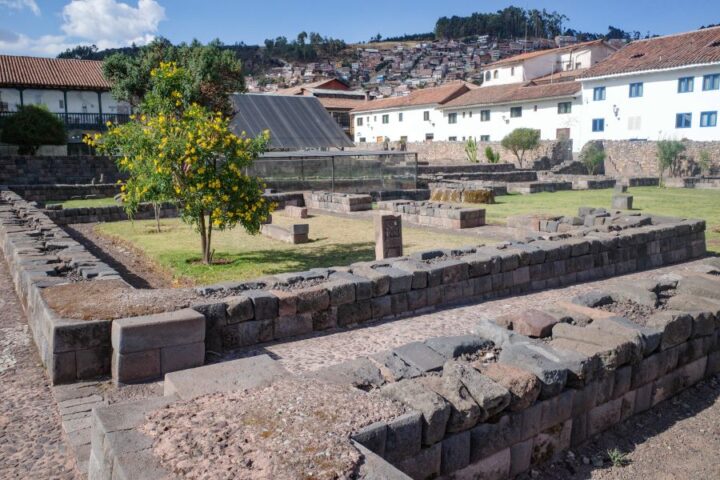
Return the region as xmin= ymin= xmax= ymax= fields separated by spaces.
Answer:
xmin=9 ymin=184 xmax=120 ymax=203
xmin=0 ymin=186 xmax=708 ymax=385
xmin=44 ymin=203 xmax=179 ymax=225
xmin=0 ymin=155 xmax=123 ymax=185
xmin=601 ymin=140 xmax=720 ymax=177
xmin=351 ymin=140 xmax=573 ymax=167
xmin=376 ymin=200 xmax=486 ymax=229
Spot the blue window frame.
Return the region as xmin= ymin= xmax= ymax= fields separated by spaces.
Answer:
xmin=593 ymin=86 xmax=606 ymax=101
xmin=592 ymin=118 xmax=605 ymax=132
xmin=703 ymin=74 xmax=720 ymax=91
xmin=510 ymin=106 xmax=522 ymax=118
xmin=700 ymin=111 xmax=718 ymax=127
xmin=675 ymin=113 xmax=692 ymax=128
xmin=629 ymin=82 xmax=643 ymax=98
xmin=677 ymin=77 xmax=694 ymax=93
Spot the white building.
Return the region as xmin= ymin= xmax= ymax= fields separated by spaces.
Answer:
xmin=0 ymin=55 xmax=130 ymax=135
xmin=578 ymin=27 xmax=720 ymax=145
xmin=480 ymin=40 xmax=618 ymax=87
xmin=351 ymin=81 xmax=473 ymax=143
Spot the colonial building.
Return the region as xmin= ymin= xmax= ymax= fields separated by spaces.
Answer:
xmin=577 ymin=26 xmax=720 ymax=145
xmin=351 ymin=81 xmax=474 ymax=143
xmin=0 ymin=55 xmax=130 ymax=137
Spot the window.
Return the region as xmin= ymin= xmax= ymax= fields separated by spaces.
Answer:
xmin=629 ymin=82 xmax=643 ymax=97
xmin=493 ymin=70 xmax=498 ymax=79
xmin=423 ymin=110 xmax=430 ymax=121
xmin=677 ymin=77 xmax=694 ymax=93
xmin=480 ymin=110 xmax=490 ymax=121
xmin=557 ymin=102 xmax=572 ymax=114
xmin=593 ymin=87 xmax=606 ymax=101
xmin=703 ymin=74 xmax=720 ymax=90
xmin=448 ymin=136 xmax=457 ymax=141
xmin=592 ymin=118 xmax=605 ymax=132
xmin=462 ymin=111 xmax=466 ymax=118
xmin=359 ymin=137 xmax=366 ymax=143
xmin=398 ymin=112 xmax=403 ymax=122
xmin=510 ymin=67 xmax=515 ymax=76
xmin=480 ymin=135 xmax=490 ymax=141
xmin=485 ymin=71 xmax=491 ymax=81
xmin=59 ymin=99 xmax=65 ymax=109
xmin=448 ymin=112 xmax=457 ymax=124
xmin=356 ymin=117 xmax=363 ymax=126
xmin=575 ymin=62 xmax=582 ymax=69
xmin=382 ymin=114 xmax=389 ymax=124
xmin=425 ymin=133 xmax=434 ymax=141
xmin=700 ymin=111 xmax=717 ymax=127
xmin=373 ymin=116 xmax=376 ymax=121
xmin=628 ymin=116 xmax=642 ymax=130
xmin=510 ymin=106 xmax=522 ymax=118
xmin=675 ymin=112 xmax=692 ymax=128
xmin=468 ymin=111 xmax=472 ymax=118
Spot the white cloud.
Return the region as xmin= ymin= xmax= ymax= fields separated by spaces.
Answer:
xmin=0 ymin=0 xmax=40 ymax=16
xmin=0 ymin=0 xmax=165 ymax=56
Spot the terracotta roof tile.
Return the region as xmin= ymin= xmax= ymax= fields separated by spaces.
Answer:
xmin=0 ymin=55 xmax=110 ymax=90
xmin=486 ymin=40 xmax=611 ymax=67
xmin=582 ymin=27 xmax=720 ymax=78
xmin=441 ymin=81 xmax=580 ymax=109
xmin=351 ymin=81 xmax=473 ymax=113
xmin=316 ymin=97 xmax=367 ymax=110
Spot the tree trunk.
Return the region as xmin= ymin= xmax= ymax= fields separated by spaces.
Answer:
xmin=206 ymin=214 xmax=213 ymax=264
xmin=153 ymin=202 xmax=161 ymax=233
xmin=199 ymin=211 xmax=209 ymax=264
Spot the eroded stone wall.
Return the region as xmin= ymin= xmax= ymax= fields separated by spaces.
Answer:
xmin=601 ymin=140 xmax=720 ymax=177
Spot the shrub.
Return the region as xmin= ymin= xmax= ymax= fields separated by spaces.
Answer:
xmin=500 ymin=128 xmax=540 ymax=168
xmin=580 ymin=143 xmax=606 ymax=175
xmin=465 ymin=137 xmax=478 ymax=163
xmin=698 ymin=150 xmax=712 ymax=175
xmin=0 ymin=105 xmax=66 ymax=154
xmin=656 ymin=139 xmax=686 ymax=181
xmin=484 ymin=146 xmax=500 ymax=163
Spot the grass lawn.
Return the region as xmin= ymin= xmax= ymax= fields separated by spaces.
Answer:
xmin=482 ymin=187 xmax=720 ymax=252
xmin=94 ymin=186 xmax=720 ymax=285
xmin=96 ymin=213 xmax=489 ymax=285
xmin=48 ymin=197 xmax=117 ymax=209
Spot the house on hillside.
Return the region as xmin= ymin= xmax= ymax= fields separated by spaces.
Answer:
xmin=273 ymin=78 xmax=367 ymax=138
xmin=0 ymin=55 xmax=131 ymax=151
xmin=480 ymin=40 xmax=618 ymax=87
xmin=578 ymin=26 xmax=720 ymax=145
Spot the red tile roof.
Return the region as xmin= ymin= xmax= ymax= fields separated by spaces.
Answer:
xmin=274 ymin=78 xmax=349 ymax=96
xmin=316 ymin=97 xmax=367 ymax=110
xmin=527 ymin=69 xmax=583 ymax=85
xmin=441 ymin=81 xmax=581 ymax=109
xmin=582 ymin=27 xmax=720 ymax=78
xmin=486 ymin=40 xmax=612 ymax=67
xmin=351 ymin=81 xmax=473 ymax=113
xmin=0 ymin=55 xmax=111 ymax=90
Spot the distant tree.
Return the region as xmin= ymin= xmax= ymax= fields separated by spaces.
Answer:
xmin=484 ymin=146 xmax=500 ymax=164
xmin=103 ymin=38 xmax=244 ymax=115
xmin=580 ymin=143 xmax=606 ymax=175
xmin=501 ymin=128 xmax=540 ymax=168
xmin=1 ymin=105 xmax=66 ymax=155
xmin=656 ymin=140 xmax=686 ymax=181
xmin=57 ymin=44 xmax=100 ymax=60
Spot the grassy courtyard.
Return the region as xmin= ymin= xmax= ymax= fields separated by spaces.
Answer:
xmin=47 ymin=197 xmax=118 ymax=209
xmin=94 ymin=186 xmax=720 ymax=285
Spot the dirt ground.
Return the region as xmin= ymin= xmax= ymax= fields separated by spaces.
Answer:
xmin=528 ymin=375 xmax=720 ymax=480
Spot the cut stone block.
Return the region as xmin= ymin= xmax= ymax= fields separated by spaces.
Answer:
xmin=380 ymin=379 xmax=451 ymax=446
xmin=477 ymin=362 xmax=541 ymax=412
xmin=424 ymin=335 xmax=493 ymax=359
xmin=394 ymin=442 xmax=440 ymax=480
xmin=111 ymin=308 xmax=205 ymax=354
xmin=552 ymin=323 xmax=641 ymax=367
xmin=497 ymin=309 xmax=558 ymax=338
xmin=645 ymin=311 xmax=693 ymax=350
xmin=163 ymin=354 xmax=289 ymax=399
xmin=372 ymin=351 xmax=423 ymax=382
xmin=498 ymin=344 xmax=567 ymax=398
xmin=612 ymin=194 xmax=633 ymax=210
xmin=418 ymin=375 xmax=481 ymax=434
xmin=385 ymin=411 xmax=423 ymax=463
xmin=443 ymin=361 xmax=511 ymax=419
xmin=352 ymin=422 xmax=387 ymax=457
xmin=441 ymin=431 xmax=471 ymax=474
xmin=311 ymin=357 xmax=385 ymax=390
xmin=112 ymin=349 xmax=160 ymax=384
xmin=393 ymin=342 xmax=446 ymax=373
xmin=587 ymin=317 xmax=662 ymax=357
xmin=676 ymin=275 xmax=720 ymax=301
xmin=160 ymin=342 xmax=204 ymax=375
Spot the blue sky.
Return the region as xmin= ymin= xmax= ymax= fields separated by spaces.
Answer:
xmin=1 ymin=0 xmax=719 ymax=56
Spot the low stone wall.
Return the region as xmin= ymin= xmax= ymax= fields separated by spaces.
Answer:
xmin=370 ymin=189 xmax=431 ymax=202
xmin=377 ymin=200 xmax=486 ymax=229
xmin=537 ymin=173 xmax=617 ymax=190
xmin=44 ymin=202 xmax=179 ymax=225
xmin=508 ymin=207 xmax=656 ymax=234
xmin=8 ymin=184 xmax=120 ymax=203
xmin=665 ymin=176 xmax=720 ymax=189
xmin=600 ymin=140 xmax=720 ymax=177
xmin=304 ymin=191 xmax=373 ymax=212
xmin=261 ymin=223 xmax=310 ymax=244
xmin=506 ymin=181 xmax=573 ymax=195
xmin=351 ymin=140 xmax=573 ymax=167
xmin=0 ymin=155 xmax=123 ymax=185
xmin=418 ymin=170 xmax=538 ymax=189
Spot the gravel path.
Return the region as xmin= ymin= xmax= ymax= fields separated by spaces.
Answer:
xmin=0 ymin=258 xmax=77 ymax=479
xmin=226 ymin=259 xmax=712 ymax=374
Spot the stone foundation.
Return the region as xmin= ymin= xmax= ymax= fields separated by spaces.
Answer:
xmin=261 ymin=223 xmax=310 ymax=244
xmin=377 ymin=200 xmax=486 ymax=229
xmin=304 ymin=191 xmax=373 ymax=212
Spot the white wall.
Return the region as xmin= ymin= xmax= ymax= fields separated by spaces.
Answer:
xmin=437 ymin=97 xmax=582 ymax=142
xmin=578 ymin=65 xmax=720 ymax=147
xmin=352 ymin=105 xmax=440 ymax=143
xmin=0 ymin=87 xmax=128 ymax=114
xmin=481 ymin=64 xmax=526 ymax=86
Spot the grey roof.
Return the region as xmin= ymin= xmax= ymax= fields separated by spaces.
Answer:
xmin=230 ymin=94 xmax=354 ymax=150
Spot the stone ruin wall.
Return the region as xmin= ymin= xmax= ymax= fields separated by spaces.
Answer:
xmin=601 ymin=140 xmax=720 ymax=177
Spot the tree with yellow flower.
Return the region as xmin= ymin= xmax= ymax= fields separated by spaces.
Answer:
xmin=90 ymin=62 xmax=273 ymax=264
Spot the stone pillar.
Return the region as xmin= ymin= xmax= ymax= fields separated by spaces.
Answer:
xmin=375 ymin=214 xmax=403 ymax=260
xmin=612 ymin=194 xmax=633 ymax=210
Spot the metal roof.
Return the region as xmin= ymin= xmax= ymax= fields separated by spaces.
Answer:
xmin=230 ymin=94 xmax=354 ymax=150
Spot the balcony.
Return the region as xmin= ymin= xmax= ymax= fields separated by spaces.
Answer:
xmin=0 ymin=111 xmax=131 ymax=131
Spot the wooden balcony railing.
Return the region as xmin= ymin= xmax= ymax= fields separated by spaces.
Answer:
xmin=0 ymin=111 xmax=131 ymax=130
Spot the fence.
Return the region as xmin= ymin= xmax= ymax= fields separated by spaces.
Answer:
xmin=249 ymin=151 xmax=419 ymax=193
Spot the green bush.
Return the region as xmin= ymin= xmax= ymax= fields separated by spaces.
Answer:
xmin=580 ymin=143 xmax=606 ymax=175
xmin=484 ymin=146 xmax=500 ymax=163
xmin=501 ymin=128 xmax=540 ymax=168
xmin=465 ymin=137 xmax=478 ymax=163
xmin=656 ymin=139 xmax=686 ymax=181
xmin=1 ymin=105 xmax=66 ymax=154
